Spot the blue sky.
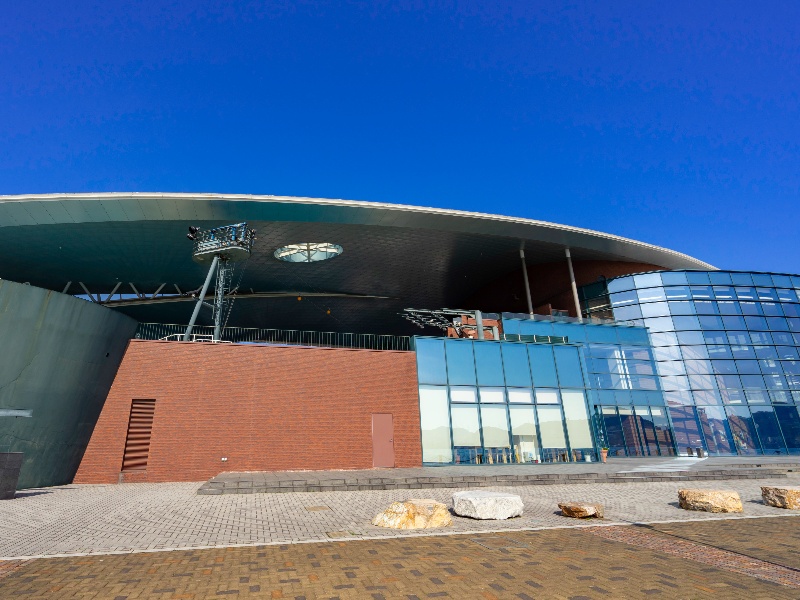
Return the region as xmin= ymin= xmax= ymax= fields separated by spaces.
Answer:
xmin=1 ymin=1 xmax=798 ymax=272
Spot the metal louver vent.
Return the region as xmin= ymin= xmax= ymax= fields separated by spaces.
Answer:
xmin=121 ymin=399 xmax=156 ymax=472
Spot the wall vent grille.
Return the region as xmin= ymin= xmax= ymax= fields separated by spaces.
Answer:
xmin=121 ymin=399 xmax=156 ymax=472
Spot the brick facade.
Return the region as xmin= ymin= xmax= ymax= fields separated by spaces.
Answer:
xmin=74 ymin=340 xmax=422 ymax=484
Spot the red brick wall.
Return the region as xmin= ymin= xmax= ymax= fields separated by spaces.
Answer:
xmin=74 ymin=340 xmax=422 ymax=483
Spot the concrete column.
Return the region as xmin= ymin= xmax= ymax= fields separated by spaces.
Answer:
xmin=519 ymin=243 xmax=534 ymax=315
xmin=565 ymin=248 xmax=583 ymax=322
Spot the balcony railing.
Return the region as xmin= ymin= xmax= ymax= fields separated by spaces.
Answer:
xmin=134 ymin=323 xmax=412 ymax=351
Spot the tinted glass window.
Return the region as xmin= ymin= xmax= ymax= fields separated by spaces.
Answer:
xmin=527 ymin=345 xmax=558 ymax=387
xmin=474 ymin=342 xmax=504 ymax=386
xmin=416 ymin=338 xmax=447 ymax=384
xmin=501 ymin=343 xmax=532 ymax=387
xmin=445 ymin=340 xmax=476 ymax=385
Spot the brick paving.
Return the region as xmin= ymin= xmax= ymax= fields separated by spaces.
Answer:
xmin=646 ymin=518 xmax=800 ymax=571
xmin=1 ymin=523 xmax=797 ymax=599
xmin=3 ymin=476 xmax=800 ymax=559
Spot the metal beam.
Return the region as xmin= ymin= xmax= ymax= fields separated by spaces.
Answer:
xmin=519 ymin=242 xmax=534 ymax=315
xmin=61 ymin=281 xmax=72 ymax=294
xmin=104 ymin=281 xmax=122 ymax=302
xmin=78 ymin=282 xmax=97 ymax=302
xmin=565 ymin=248 xmax=583 ymax=322
xmin=150 ymin=283 xmax=166 ymax=299
xmin=184 ymin=255 xmax=219 ymax=342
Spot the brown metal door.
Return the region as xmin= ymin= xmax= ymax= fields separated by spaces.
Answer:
xmin=372 ymin=413 xmax=395 ymax=468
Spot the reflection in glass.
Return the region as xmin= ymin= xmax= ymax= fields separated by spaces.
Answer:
xmin=528 ymin=345 xmax=558 ymax=387
xmin=750 ymin=405 xmax=786 ymax=454
xmin=416 ymin=338 xmax=447 ymax=384
xmin=501 ymin=343 xmax=532 ymax=387
xmin=445 ymin=340 xmax=476 ymax=385
xmin=450 ymin=387 xmax=477 ymax=403
xmin=697 ymin=405 xmax=734 ymax=455
xmin=474 ymin=342 xmax=505 ymax=386
xmin=509 ymin=405 xmax=540 ymax=463
xmin=633 ymin=406 xmax=660 ymax=455
xmin=618 ymin=406 xmax=645 ymax=456
xmin=537 ymin=405 xmax=568 ymax=462
xmin=508 ymin=388 xmax=533 ymax=403
xmin=775 ymin=406 xmax=800 ymax=454
xmin=562 ymin=391 xmax=594 ymax=460
xmin=419 ymin=386 xmax=452 ymax=463
xmin=451 ymin=404 xmax=482 ymax=464
xmin=725 ymin=406 xmax=760 ymax=455
xmin=668 ymin=406 xmax=704 ymax=455
xmin=480 ymin=405 xmax=512 ymax=464
xmin=649 ymin=407 xmax=676 ymax=455
xmin=479 ymin=387 xmax=505 ymax=403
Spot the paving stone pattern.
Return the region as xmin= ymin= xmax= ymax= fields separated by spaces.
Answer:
xmin=2 ymin=476 xmax=800 ymax=559
xmin=198 ymin=458 xmax=800 ymax=494
xmin=1 ymin=524 xmax=797 ymax=599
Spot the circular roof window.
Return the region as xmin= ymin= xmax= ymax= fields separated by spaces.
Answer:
xmin=274 ymin=242 xmax=343 ymax=263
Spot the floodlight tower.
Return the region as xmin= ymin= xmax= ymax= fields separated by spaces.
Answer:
xmin=183 ymin=223 xmax=256 ymax=342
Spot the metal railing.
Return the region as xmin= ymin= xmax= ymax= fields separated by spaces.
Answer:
xmin=134 ymin=323 xmax=412 ymax=351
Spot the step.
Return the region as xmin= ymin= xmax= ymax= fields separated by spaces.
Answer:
xmin=197 ymin=467 xmax=792 ymax=495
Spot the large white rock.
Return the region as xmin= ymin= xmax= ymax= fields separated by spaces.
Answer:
xmin=452 ymin=491 xmax=524 ymax=520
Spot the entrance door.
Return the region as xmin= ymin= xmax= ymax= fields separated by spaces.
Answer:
xmin=372 ymin=413 xmax=395 ymax=467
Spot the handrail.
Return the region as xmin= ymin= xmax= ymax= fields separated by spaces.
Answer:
xmin=136 ymin=323 xmax=412 ymax=351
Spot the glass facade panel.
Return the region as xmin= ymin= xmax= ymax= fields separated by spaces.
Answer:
xmin=775 ymin=406 xmax=800 ymax=453
xmin=474 ymin=343 xmax=505 ymax=386
xmin=451 ymin=404 xmax=482 ymax=464
xmin=750 ymin=406 xmax=787 ymax=453
xmin=528 ymin=345 xmax=558 ymax=387
xmin=501 ymin=344 xmax=532 ymax=387
xmin=479 ymin=387 xmax=505 ymax=403
xmin=697 ymin=405 xmax=734 ymax=455
xmin=508 ymin=388 xmax=533 ymax=403
xmin=554 ymin=346 xmax=584 ymax=388
xmin=418 ymin=386 xmax=452 ymax=463
xmin=416 ymin=338 xmax=447 ymax=384
xmin=537 ymin=405 xmax=568 ymax=461
xmin=562 ymin=391 xmax=594 ymax=460
xmin=725 ymin=406 xmax=760 ymax=455
xmin=445 ymin=340 xmax=476 ymax=385
xmin=509 ymin=406 xmax=540 ymax=463
xmin=480 ymin=405 xmax=512 ymax=464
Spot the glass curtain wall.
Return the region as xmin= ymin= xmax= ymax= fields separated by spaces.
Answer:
xmin=582 ymin=270 xmax=800 ymax=456
xmin=414 ymin=318 xmax=672 ymax=464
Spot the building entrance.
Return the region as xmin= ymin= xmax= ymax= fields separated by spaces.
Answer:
xmin=597 ymin=405 xmax=675 ymax=458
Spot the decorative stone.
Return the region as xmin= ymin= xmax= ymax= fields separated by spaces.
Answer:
xmin=452 ymin=491 xmax=524 ymax=520
xmin=761 ymin=486 xmax=800 ymax=509
xmin=559 ymin=502 xmax=604 ymax=519
xmin=371 ymin=499 xmax=452 ymax=529
xmin=678 ymin=489 xmax=743 ymax=513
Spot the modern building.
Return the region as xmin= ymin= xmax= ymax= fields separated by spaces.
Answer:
xmin=0 ymin=193 xmax=796 ymax=489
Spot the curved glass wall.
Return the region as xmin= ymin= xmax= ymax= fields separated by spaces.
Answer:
xmin=581 ymin=270 xmax=800 ymax=456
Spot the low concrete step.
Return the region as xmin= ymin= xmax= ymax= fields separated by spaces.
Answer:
xmin=197 ymin=467 xmax=792 ymax=495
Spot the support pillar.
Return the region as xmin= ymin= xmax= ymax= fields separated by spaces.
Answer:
xmin=183 ymin=255 xmax=219 ymax=341
xmin=565 ymin=248 xmax=583 ymax=322
xmin=519 ymin=242 xmax=534 ymax=315
xmin=475 ymin=310 xmax=484 ymax=340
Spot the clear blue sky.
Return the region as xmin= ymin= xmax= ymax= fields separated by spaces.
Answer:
xmin=1 ymin=1 xmax=798 ymax=272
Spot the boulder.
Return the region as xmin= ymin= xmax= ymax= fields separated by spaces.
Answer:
xmin=559 ymin=502 xmax=604 ymax=519
xmin=761 ymin=486 xmax=800 ymax=509
xmin=678 ymin=489 xmax=743 ymax=513
xmin=452 ymin=491 xmax=524 ymax=520
xmin=371 ymin=498 xmax=452 ymax=529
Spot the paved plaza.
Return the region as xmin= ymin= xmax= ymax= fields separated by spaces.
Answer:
xmin=3 ymin=466 xmax=800 ymax=598
xmin=2 ymin=472 xmax=800 ymax=559
xmin=2 ymin=519 xmax=800 ymax=599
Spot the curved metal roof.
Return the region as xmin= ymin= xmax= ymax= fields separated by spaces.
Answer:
xmin=0 ymin=193 xmax=714 ymax=333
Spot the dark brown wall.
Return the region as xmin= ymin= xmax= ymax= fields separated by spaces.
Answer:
xmin=75 ymin=340 xmax=422 ymax=484
xmin=465 ymin=260 xmax=662 ymax=317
